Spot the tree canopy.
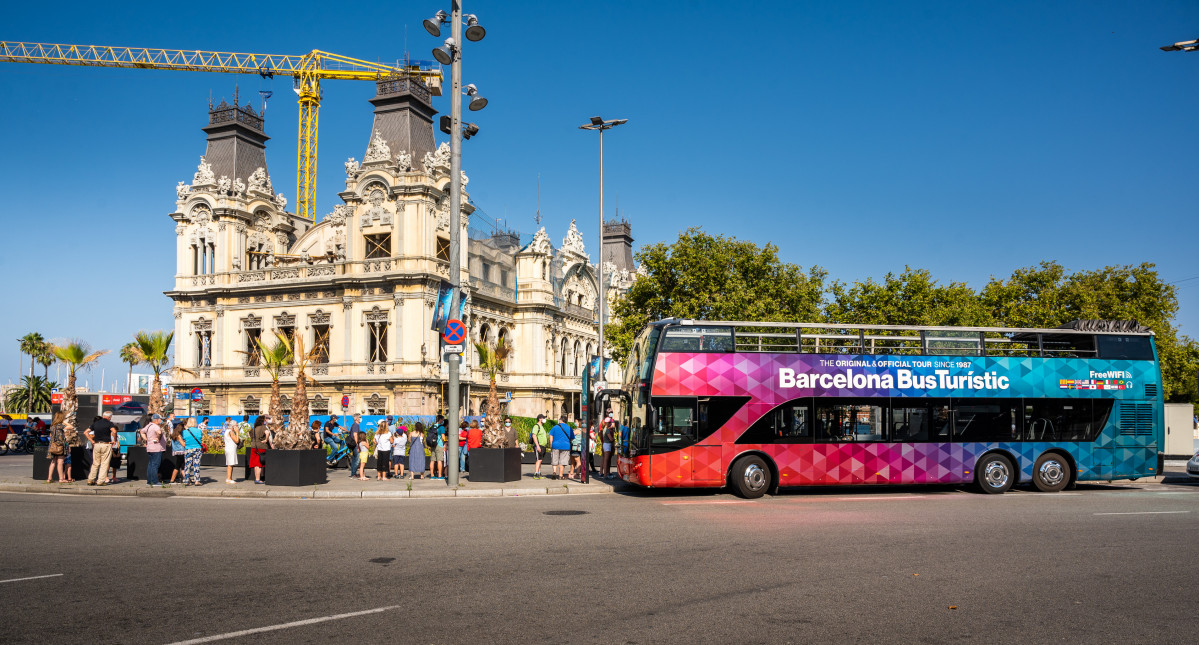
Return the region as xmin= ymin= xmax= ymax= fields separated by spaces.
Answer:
xmin=606 ymin=229 xmax=1198 ymax=408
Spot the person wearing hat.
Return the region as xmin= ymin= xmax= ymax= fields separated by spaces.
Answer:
xmin=346 ymin=413 xmax=363 ymax=478
xmin=85 ymin=410 xmax=119 ymax=486
xmin=548 ymin=414 xmax=573 ymax=481
xmin=530 ymin=414 xmax=549 ymax=479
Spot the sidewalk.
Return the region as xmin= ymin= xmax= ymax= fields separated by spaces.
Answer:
xmin=0 ymin=455 xmax=623 ymax=500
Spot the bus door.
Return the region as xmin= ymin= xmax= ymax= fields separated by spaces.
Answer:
xmin=692 ymin=398 xmax=723 ymax=483
xmin=596 ymin=388 xmax=633 ymax=473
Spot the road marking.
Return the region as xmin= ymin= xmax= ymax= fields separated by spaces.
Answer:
xmin=834 ymin=496 xmax=925 ymax=501
xmin=1094 ymin=511 xmax=1191 ymax=516
xmin=0 ymin=573 xmax=63 ymax=584
xmin=164 ymin=604 xmax=400 ymax=644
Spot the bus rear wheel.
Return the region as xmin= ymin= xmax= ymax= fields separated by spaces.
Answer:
xmin=730 ymin=455 xmax=771 ymax=499
xmin=1033 ymin=452 xmax=1070 ymax=493
xmin=975 ymin=453 xmax=1015 ymax=494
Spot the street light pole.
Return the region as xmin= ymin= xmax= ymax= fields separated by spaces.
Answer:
xmin=445 ymin=1 xmax=463 ymax=488
xmin=578 ymin=116 xmax=626 ymax=484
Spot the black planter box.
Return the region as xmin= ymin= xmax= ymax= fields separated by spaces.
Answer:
xmin=32 ymin=447 xmax=50 ymax=480
xmin=70 ymin=446 xmax=91 ymax=480
xmin=125 ymin=446 xmax=177 ymax=481
xmin=468 ymin=447 xmax=522 ymax=482
xmin=262 ymin=449 xmax=327 ymax=486
xmin=200 ymin=453 xmax=227 ymax=467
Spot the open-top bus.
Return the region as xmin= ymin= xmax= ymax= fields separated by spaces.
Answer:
xmin=601 ymin=319 xmax=1163 ymax=498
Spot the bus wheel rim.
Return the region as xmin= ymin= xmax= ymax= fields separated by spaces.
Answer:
xmin=984 ymin=460 xmax=1009 ymax=488
xmin=1039 ymin=459 xmax=1065 ymax=486
xmin=744 ymin=464 xmax=766 ymax=491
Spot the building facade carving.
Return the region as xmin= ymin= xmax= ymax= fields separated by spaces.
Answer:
xmin=167 ymin=79 xmax=636 ymax=419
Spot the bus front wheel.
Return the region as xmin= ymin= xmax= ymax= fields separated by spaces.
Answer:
xmin=975 ymin=453 xmax=1015 ymax=494
xmin=730 ymin=455 xmax=771 ymax=499
xmin=1032 ymin=452 xmax=1070 ymax=493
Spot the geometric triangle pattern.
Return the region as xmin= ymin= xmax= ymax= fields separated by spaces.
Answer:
xmin=627 ymin=352 xmax=1161 ymax=489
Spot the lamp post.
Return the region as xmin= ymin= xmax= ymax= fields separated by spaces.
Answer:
xmin=578 ymin=116 xmax=626 ymax=484
xmin=425 ymin=2 xmax=487 ymax=488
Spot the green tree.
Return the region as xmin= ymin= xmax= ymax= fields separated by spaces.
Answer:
xmin=129 ymin=331 xmax=192 ymax=418
xmin=606 ymin=228 xmax=826 ymax=361
xmin=473 ymin=337 xmax=513 ymax=447
xmin=826 ymin=266 xmax=992 ymax=327
xmin=119 ymin=342 xmax=141 ymax=393
xmin=4 ymin=375 xmax=57 ymax=413
xmin=239 ymin=334 xmax=291 ymax=438
xmin=51 ymin=341 xmax=108 ymax=433
xmin=17 ymin=332 xmax=46 ymax=414
xmin=276 ymin=331 xmax=322 ymax=449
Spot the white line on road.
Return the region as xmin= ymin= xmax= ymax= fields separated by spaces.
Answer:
xmin=835 ymin=496 xmax=925 ymax=501
xmin=0 ymin=573 xmax=63 ymax=584
xmin=660 ymin=500 xmax=755 ymax=505
xmin=164 ymin=604 xmax=400 ymax=644
xmin=1094 ymin=511 xmax=1191 ymax=516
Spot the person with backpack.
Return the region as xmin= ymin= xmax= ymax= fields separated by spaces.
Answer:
xmin=429 ymin=416 xmax=446 ymax=479
xmin=529 ymin=414 xmax=549 ymax=480
xmin=549 ymin=415 xmax=573 ymax=481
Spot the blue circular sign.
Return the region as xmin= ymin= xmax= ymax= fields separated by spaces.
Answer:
xmin=443 ymin=319 xmax=467 ymax=345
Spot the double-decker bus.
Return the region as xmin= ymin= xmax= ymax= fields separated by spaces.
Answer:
xmin=602 ymin=319 xmax=1163 ymax=498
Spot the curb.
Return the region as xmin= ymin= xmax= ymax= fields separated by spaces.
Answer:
xmin=0 ymin=479 xmax=619 ymax=500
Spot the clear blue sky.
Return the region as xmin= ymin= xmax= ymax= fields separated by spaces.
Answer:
xmin=1 ymin=0 xmax=1196 ymax=389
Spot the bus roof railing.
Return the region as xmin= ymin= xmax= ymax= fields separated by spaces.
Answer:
xmin=670 ymin=319 xmax=1154 ymax=336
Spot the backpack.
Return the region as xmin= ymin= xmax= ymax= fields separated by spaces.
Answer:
xmin=425 ymin=426 xmax=438 ymax=448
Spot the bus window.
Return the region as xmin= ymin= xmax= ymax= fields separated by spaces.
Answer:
xmin=1024 ymin=399 xmax=1103 ymax=442
xmin=889 ymin=398 xmax=952 ymax=442
xmin=952 ymin=399 xmax=1021 ymax=442
xmin=650 ymin=398 xmax=697 ymax=453
xmin=814 ymin=398 xmax=887 ymax=442
xmin=659 ymin=326 xmax=734 ymax=353
xmin=1096 ymin=335 xmax=1154 ymax=361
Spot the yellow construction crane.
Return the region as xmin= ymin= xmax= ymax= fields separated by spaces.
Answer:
xmin=0 ymin=41 xmax=443 ymax=221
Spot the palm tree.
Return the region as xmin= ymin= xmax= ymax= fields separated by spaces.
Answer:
xmin=18 ymin=332 xmax=45 ymax=415
xmin=128 ymin=331 xmax=193 ymax=417
xmin=119 ymin=342 xmax=140 ymax=392
xmin=276 ymin=332 xmax=322 ymax=449
xmin=50 ymin=341 xmax=108 ymax=433
xmin=3 ymin=375 xmax=57 ymax=413
xmin=239 ymin=334 xmax=291 ymax=440
xmin=473 ymin=337 xmax=512 ymax=448
xmin=36 ymin=347 xmax=54 ymax=381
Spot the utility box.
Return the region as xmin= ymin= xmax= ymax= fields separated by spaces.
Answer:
xmin=1164 ymin=403 xmax=1196 ymax=458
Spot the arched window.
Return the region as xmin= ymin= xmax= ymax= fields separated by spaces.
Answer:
xmin=573 ymin=340 xmax=581 ymax=377
xmin=560 ymin=338 xmax=568 ymax=375
xmin=479 ymin=324 xmax=491 ymax=345
xmin=497 ymin=328 xmax=509 ymax=370
xmin=584 ymin=343 xmax=593 ymax=375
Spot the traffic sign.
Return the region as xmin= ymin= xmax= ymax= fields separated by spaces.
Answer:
xmin=341 ymin=395 xmax=350 ymax=408
xmin=443 ymin=344 xmax=464 ymax=355
xmin=443 ymin=318 xmax=467 ymax=345
xmin=191 ymin=387 xmax=204 ymax=400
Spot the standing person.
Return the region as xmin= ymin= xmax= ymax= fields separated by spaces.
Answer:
xmin=108 ymin=431 xmax=122 ymax=484
xmin=356 ymin=427 xmax=370 ymax=481
xmin=46 ymin=413 xmax=68 ymax=484
xmin=249 ymin=415 xmax=270 ymax=484
xmin=310 ymin=420 xmax=324 ymax=450
xmin=391 ymin=423 xmax=407 ymax=479
xmin=84 ymin=411 xmax=118 ymax=486
xmin=198 ymin=416 xmax=210 ymax=438
xmin=167 ymin=422 xmax=185 ymax=486
xmin=457 ymin=420 xmax=469 ymax=474
xmin=223 ymin=417 xmax=241 ymax=484
xmin=431 ymin=420 xmax=446 ymax=480
xmin=549 ymin=415 xmax=572 ymax=481
xmin=569 ymin=423 xmax=584 ymax=480
xmin=375 ymin=420 xmax=392 ymax=481
xmin=466 ymin=419 xmax=483 ymax=461
xmin=144 ymin=414 xmax=166 ymax=487
xmin=407 ymin=423 xmax=426 ymax=480
xmin=347 ymin=413 xmax=363 ymax=479
xmin=601 ymin=411 xmax=616 ymax=479
xmin=530 ymin=414 xmax=548 ymax=479
xmin=181 ymin=417 xmax=204 ymax=486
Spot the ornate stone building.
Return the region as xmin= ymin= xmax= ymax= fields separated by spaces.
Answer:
xmin=167 ymin=77 xmax=636 ymax=419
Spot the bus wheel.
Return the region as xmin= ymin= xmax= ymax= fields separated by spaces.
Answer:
xmin=730 ymin=455 xmax=770 ymax=499
xmin=975 ymin=453 xmax=1014 ymax=494
xmin=1033 ymin=453 xmax=1070 ymax=493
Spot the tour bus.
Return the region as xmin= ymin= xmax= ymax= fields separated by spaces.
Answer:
xmin=601 ymin=319 xmax=1163 ymax=498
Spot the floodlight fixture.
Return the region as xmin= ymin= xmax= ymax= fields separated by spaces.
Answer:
xmin=432 ymin=38 xmax=456 ymax=65
xmin=465 ymin=84 xmax=488 ymax=111
xmin=423 ymin=10 xmax=448 ymax=37
xmin=464 ymin=14 xmax=486 ymax=42
xmin=1160 ymin=38 xmax=1199 ymax=52
xmin=462 ymin=122 xmax=480 ymax=140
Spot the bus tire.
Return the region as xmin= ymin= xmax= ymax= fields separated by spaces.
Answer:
xmin=1032 ymin=452 xmax=1070 ymax=493
xmin=730 ymin=455 xmax=771 ymax=499
xmin=975 ymin=453 xmax=1015 ymax=494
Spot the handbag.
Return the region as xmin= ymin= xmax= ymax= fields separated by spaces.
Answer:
xmin=48 ymin=439 xmax=65 ymax=456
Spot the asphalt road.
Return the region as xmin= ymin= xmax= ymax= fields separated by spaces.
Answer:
xmin=2 ymin=475 xmax=1197 ymax=644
